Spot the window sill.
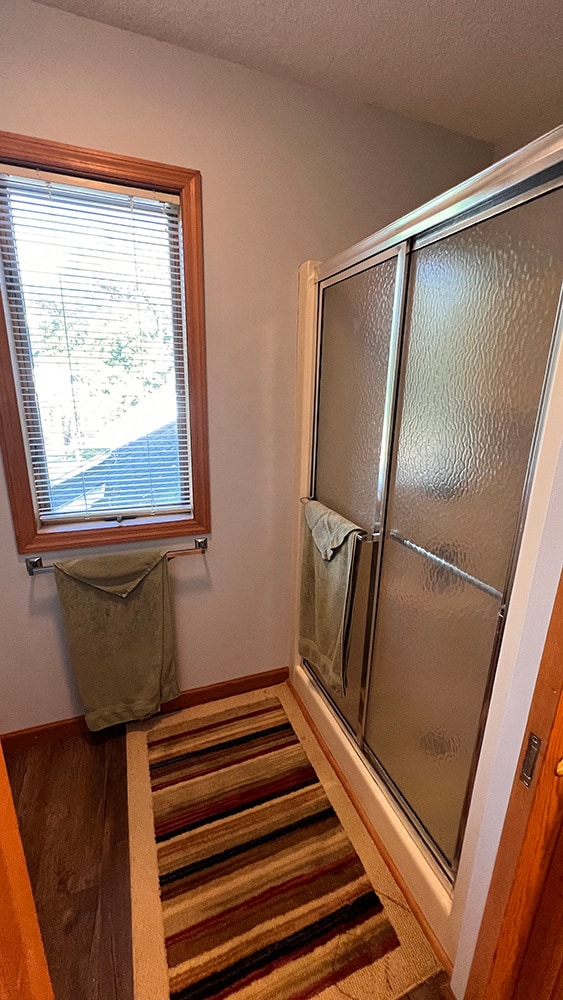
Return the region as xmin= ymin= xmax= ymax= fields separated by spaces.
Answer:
xmin=16 ymin=512 xmax=211 ymax=555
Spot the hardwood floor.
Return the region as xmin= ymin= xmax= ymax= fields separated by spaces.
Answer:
xmin=406 ymin=971 xmax=456 ymax=999
xmin=5 ymin=728 xmax=454 ymax=1000
xmin=5 ymin=728 xmax=132 ymax=1000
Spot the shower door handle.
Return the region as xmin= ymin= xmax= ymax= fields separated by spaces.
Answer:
xmin=388 ymin=529 xmax=503 ymax=600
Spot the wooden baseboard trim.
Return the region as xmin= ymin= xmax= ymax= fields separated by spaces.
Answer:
xmin=1 ymin=667 xmax=289 ymax=754
xmin=2 ymin=714 xmax=90 ymax=752
xmin=288 ymin=680 xmax=454 ymax=977
xmin=160 ymin=667 xmax=289 ymax=714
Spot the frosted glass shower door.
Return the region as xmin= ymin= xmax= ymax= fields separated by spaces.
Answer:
xmin=364 ymin=188 xmax=563 ymax=868
xmin=310 ymin=250 xmax=404 ymax=728
xmin=315 ymin=253 xmax=402 ymax=530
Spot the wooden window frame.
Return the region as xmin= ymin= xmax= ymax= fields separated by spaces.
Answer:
xmin=0 ymin=131 xmax=210 ymax=553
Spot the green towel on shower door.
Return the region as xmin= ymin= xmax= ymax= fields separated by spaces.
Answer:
xmin=54 ymin=549 xmax=179 ymax=731
xmin=298 ymin=501 xmax=360 ymax=698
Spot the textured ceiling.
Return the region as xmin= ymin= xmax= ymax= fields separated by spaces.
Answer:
xmin=36 ymin=0 xmax=563 ymax=147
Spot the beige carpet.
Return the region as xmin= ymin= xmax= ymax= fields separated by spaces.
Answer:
xmin=127 ymin=683 xmax=443 ymax=1000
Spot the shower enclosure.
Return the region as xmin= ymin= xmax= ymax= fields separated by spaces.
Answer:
xmin=301 ymin=129 xmax=563 ymax=877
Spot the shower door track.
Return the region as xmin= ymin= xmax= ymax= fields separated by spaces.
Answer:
xmin=316 ymin=127 xmax=563 ymax=282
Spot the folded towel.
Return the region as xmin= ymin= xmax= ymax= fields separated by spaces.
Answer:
xmin=54 ymin=548 xmax=179 ymax=731
xmin=298 ymin=500 xmax=360 ymax=697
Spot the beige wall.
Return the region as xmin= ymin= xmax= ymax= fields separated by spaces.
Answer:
xmin=0 ymin=0 xmax=491 ymax=731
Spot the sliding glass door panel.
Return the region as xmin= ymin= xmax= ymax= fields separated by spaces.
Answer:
xmin=364 ymin=541 xmax=500 ymax=865
xmin=315 ymin=256 xmax=398 ymax=532
xmin=364 ymin=187 xmax=563 ymax=868
xmin=309 ymin=253 xmax=401 ymax=731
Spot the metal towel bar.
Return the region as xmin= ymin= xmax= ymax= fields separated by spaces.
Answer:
xmin=24 ymin=537 xmax=208 ymax=576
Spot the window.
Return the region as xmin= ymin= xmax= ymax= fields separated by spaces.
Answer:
xmin=0 ymin=133 xmax=209 ymax=553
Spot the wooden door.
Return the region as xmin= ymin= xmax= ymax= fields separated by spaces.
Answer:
xmin=466 ymin=571 xmax=563 ymax=998
xmin=514 ymin=812 xmax=563 ymax=998
xmin=0 ymin=739 xmax=54 ymax=999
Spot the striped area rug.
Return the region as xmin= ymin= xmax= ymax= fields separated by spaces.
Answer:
xmin=147 ymin=696 xmax=400 ymax=1000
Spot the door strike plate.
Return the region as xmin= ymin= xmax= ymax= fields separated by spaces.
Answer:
xmin=520 ymin=732 xmax=541 ymax=788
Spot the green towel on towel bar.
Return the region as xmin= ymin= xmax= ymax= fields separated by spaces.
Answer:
xmin=299 ymin=501 xmax=361 ymax=697
xmin=54 ymin=548 xmax=179 ymax=731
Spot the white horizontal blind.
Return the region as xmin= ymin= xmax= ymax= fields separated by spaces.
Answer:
xmin=0 ymin=170 xmax=192 ymax=523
